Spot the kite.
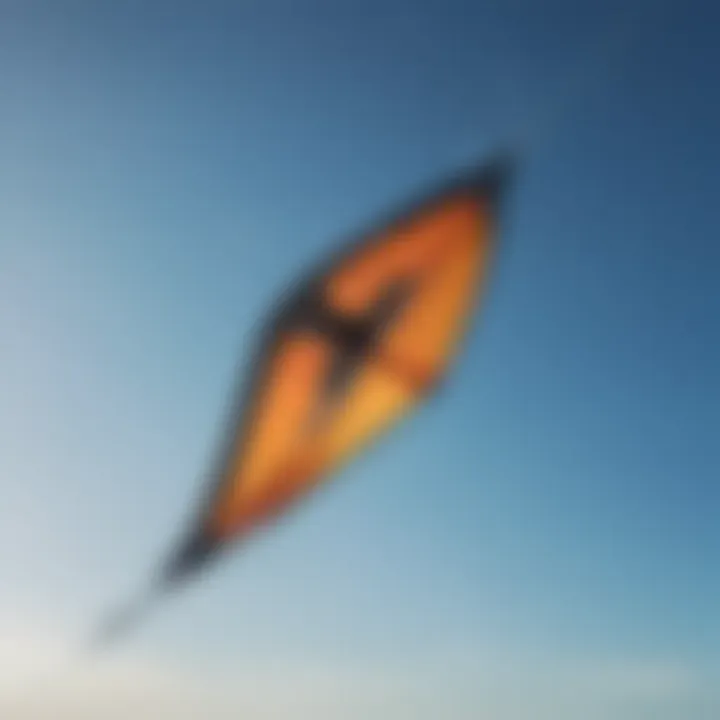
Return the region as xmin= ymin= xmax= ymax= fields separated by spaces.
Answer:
xmin=94 ymin=154 xmax=515 ymax=646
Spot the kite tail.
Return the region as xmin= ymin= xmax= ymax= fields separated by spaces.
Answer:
xmin=89 ymin=583 xmax=164 ymax=651
xmin=89 ymin=530 xmax=218 ymax=651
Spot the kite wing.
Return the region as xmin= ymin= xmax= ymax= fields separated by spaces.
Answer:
xmin=93 ymin=155 xmax=514 ymax=647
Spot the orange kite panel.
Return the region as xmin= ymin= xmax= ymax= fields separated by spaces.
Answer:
xmin=206 ymin=190 xmax=498 ymax=541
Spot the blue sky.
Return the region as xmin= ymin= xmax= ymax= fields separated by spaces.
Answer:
xmin=1 ymin=1 xmax=718 ymax=717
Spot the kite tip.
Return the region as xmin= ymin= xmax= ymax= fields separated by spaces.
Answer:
xmin=161 ymin=528 xmax=219 ymax=586
xmin=466 ymin=149 xmax=519 ymax=201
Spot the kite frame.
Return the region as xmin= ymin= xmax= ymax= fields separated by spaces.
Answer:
xmin=162 ymin=153 xmax=518 ymax=586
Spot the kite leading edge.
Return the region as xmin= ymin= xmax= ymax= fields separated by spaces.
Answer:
xmin=92 ymin=153 xmax=516 ymax=648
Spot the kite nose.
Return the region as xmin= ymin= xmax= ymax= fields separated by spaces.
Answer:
xmin=467 ymin=149 xmax=518 ymax=204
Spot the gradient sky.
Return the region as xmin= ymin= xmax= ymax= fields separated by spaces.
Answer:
xmin=1 ymin=1 xmax=718 ymax=718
